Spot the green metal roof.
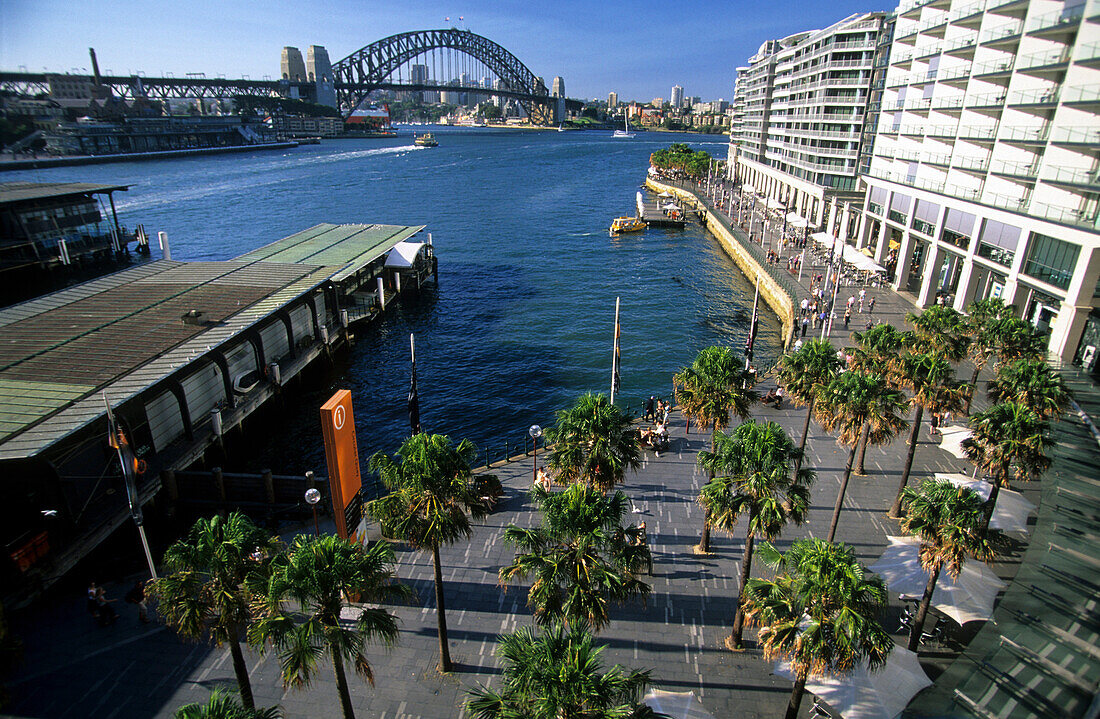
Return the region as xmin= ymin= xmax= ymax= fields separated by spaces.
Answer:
xmin=0 ymin=182 xmax=130 ymax=206
xmin=235 ymin=223 xmax=424 ymax=282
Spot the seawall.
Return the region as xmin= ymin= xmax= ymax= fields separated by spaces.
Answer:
xmin=646 ymin=178 xmax=796 ymax=349
xmin=0 ymin=141 xmax=300 ymax=172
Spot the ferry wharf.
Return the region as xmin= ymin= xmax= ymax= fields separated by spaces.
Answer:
xmin=3 ymin=181 xmax=1095 ymax=718
xmin=0 ymin=222 xmax=436 ymax=605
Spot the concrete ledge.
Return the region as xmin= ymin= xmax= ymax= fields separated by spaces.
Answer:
xmin=645 ymin=178 xmax=796 ymax=348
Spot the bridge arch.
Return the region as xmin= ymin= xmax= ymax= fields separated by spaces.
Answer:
xmin=331 ymin=29 xmax=551 ymax=123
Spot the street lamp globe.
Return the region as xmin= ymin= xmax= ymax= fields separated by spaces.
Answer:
xmin=528 ymin=424 xmax=542 ymax=439
xmin=305 ymin=488 xmax=321 ymax=505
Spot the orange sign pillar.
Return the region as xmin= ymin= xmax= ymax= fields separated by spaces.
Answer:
xmin=319 ymin=389 xmax=363 ymax=539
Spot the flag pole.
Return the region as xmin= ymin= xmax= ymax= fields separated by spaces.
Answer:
xmin=408 ymin=333 xmax=422 ymax=435
xmin=103 ymin=393 xmax=157 ymax=580
xmin=746 ymin=274 xmax=760 ymax=370
xmin=610 ymin=296 xmax=621 ymax=405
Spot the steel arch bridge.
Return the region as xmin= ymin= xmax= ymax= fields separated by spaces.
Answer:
xmin=332 ymin=29 xmax=553 ymax=123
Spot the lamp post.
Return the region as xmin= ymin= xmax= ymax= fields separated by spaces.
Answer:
xmin=305 ymin=488 xmax=321 ymax=536
xmin=529 ymin=424 xmax=543 ymax=485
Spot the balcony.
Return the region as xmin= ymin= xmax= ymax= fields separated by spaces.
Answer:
xmin=953 ymin=154 xmax=991 ymax=171
xmin=926 ymin=124 xmax=960 ymax=137
xmin=1008 ymin=87 xmax=1060 ymax=106
xmin=1050 ymin=126 xmax=1100 ymax=144
xmin=999 ymin=124 xmax=1050 ymax=142
xmin=923 ymin=152 xmax=953 ymax=165
xmin=979 ymin=20 xmax=1023 ymax=44
xmin=1015 ymin=47 xmax=1071 ymax=72
xmin=933 ymin=96 xmax=966 ymax=110
xmin=983 ymin=191 xmax=1031 ymax=211
xmin=1041 ymin=165 xmax=1100 ymax=187
xmin=1076 ymin=43 xmax=1100 ymax=66
xmin=988 ymin=159 xmax=1039 ymax=177
xmin=1030 ymin=201 xmax=1099 ymax=229
xmin=1027 ymin=4 xmax=1084 ymax=33
xmin=971 ymin=57 xmax=1015 ymax=76
xmin=1061 ymin=85 xmax=1100 ymax=105
xmin=957 ymin=124 xmax=998 ymax=140
xmin=943 ymin=35 xmax=979 ymax=54
xmin=949 ymin=0 xmax=987 ymax=24
xmin=936 ymin=63 xmax=974 ymax=81
xmin=915 ymin=43 xmax=943 ymax=59
xmin=967 ymin=91 xmax=1008 ymax=108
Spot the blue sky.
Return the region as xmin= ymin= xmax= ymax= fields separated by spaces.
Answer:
xmin=2 ymin=0 xmax=890 ymax=102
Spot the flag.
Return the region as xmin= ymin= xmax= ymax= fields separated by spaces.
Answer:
xmin=104 ymin=393 xmax=142 ymax=525
xmin=612 ymin=299 xmax=622 ymax=395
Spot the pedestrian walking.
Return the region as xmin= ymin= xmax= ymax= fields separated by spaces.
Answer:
xmin=844 ymin=307 xmax=852 ymax=330
xmin=858 ymin=287 xmax=866 ymax=312
xmin=644 ymin=396 xmax=655 ymax=422
xmin=801 ymin=317 xmax=809 ymax=337
xmin=929 ymin=412 xmax=941 ymax=438
xmin=95 ymin=586 xmax=118 ymax=626
xmin=125 ymin=580 xmax=150 ymax=623
xmin=869 ymin=295 xmax=876 ymax=313
xmin=800 ymin=298 xmax=809 ymax=317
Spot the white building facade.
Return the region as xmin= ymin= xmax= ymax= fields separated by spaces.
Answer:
xmin=861 ymin=0 xmax=1100 ymax=364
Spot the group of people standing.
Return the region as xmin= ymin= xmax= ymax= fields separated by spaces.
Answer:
xmin=87 ymin=579 xmax=149 ymax=627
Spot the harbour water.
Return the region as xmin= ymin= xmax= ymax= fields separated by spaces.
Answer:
xmin=5 ymin=128 xmax=781 ymax=476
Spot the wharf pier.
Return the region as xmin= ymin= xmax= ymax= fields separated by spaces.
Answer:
xmin=0 ymin=222 xmax=437 ymax=603
xmin=635 ymin=190 xmax=687 ymax=228
xmin=0 ymin=141 xmax=301 ymax=172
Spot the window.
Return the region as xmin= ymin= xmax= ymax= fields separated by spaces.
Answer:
xmin=1024 ymin=233 xmax=1080 ymax=290
xmin=941 ymin=209 xmax=976 ymax=250
xmin=913 ymin=200 xmax=940 ymax=236
xmin=976 ymin=219 xmax=1020 ymax=266
xmin=888 ymin=192 xmax=911 ymax=225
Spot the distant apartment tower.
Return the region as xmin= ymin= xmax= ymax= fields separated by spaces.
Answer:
xmin=859 ymin=0 xmax=1100 ymax=367
xmin=730 ymin=13 xmax=889 ymax=237
xmin=608 ymin=91 xmax=618 ymax=108
xmin=552 ymin=76 xmax=566 ymax=98
xmin=306 ymin=46 xmax=336 ymax=108
xmin=281 ymin=47 xmax=307 ymax=82
xmin=671 ymin=85 xmax=684 ymax=108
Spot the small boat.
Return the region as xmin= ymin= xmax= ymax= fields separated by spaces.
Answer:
xmin=612 ymin=113 xmax=635 ymax=138
xmin=557 ymin=124 xmax=565 ymax=132
xmin=414 ymin=133 xmax=438 ymax=147
xmin=610 ymin=216 xmax=647 ymax=234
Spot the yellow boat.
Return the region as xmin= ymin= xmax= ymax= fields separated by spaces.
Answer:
xmin=414 ymin=133 xmax=438 ymax=147
xmin=610 ymin=216 xmax=647 ymax=234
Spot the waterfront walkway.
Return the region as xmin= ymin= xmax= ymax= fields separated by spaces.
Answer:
xmin=3 ymin=184 xmax=1094 ymax=718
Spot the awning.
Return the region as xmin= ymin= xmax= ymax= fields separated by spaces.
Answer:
xmin=766 ymin=198 xmax=785 ymax=210
xmin=812 ymin=231 xmax=837 ymax=246
xmin=385 ymin=241 xmax=427 ymax=268
xmin=742 ymin=184 xmax=755 ymax=195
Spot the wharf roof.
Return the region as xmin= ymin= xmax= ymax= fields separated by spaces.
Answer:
xmin=0 ymin=258 xmax=330 ymax=461
xmin=0 ymin=182 xmax=131 ymax=207
xmin=235 ymin=222 xmax=424 ymax=283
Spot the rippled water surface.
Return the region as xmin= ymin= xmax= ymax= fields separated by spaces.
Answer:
xmin=7 ymin=128 xmax=781 ymax=474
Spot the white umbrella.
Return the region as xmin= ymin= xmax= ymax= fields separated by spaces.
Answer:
xmin=870 ymin=536 xmax=1006 ymax=625
xmin=938 ymin=425 xmax=971 ymax=460
xmin=657 ymin=191 xmax=674 ymax=198
xmin=662 ymin=202 xmax=680 ymax=211
xmin=774 ymin=646 xmax=931 ymax=719
xmin=935 ymin=472 xmax=1036 ymax=534
xmin=642 ymin=689 xmax=716 ymax=719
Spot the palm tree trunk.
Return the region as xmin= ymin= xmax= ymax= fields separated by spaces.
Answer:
xmin=794 ymin=397 xmax=815 ymax=476
xmin=965 ymin=366 xmax=980 ymax=415
xmin=980 ymin=479 xmax=1003 ymax=535
xmin=907 ymin=561 xmax=942 ymax=651
xmin=855 ymin=423 xmax=870 ymax=475
xmin=226 ymin=626 xmax=255 ymax=711
xmin=827 ymin=444 xmax=858 ymax=542
xmin=432 ymin=544 xmax=453 ymax=672
xmin=729 ymin=525 xmax=756 ymax=649
xmin=890 ymin=405 xmax=924 ymax=518
xmin=785 ymin=668 xmax=810 ymax=719
xmin=331 ymin=646 xmax=356 ymax=719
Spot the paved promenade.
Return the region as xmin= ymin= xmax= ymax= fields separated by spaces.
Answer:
xmin=3 ymin=200 xmax=1044 ymax=718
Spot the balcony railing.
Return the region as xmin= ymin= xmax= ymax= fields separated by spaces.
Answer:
xmin=972 ymin=57 xmax=1015 ymax=75
xmin=936 ymin=63 xmax=974 ymax=80
xmin=980 ymin=20 xmax=1023 ymax=43
xmin=1041 ymin=166 xmax=1100 ymax=186
xmin=988 ymin=159 xmax=1039 ymax=177
xmin=999 ymin=124 xmax=1050 ymax=141
xmin=867 ymin=168 xmax=984 ymax=199
xmin=1027 ymin=4 xmax=1084 ymax=32
xmin=943 ymin=35 xmax=979 ymax=52
xmin=1061 ymin=85 xmax=1100 ymax=103
xmin=967 ymin=91 xmax=1008 ymax=107
xmin=949 ymin=0 xmax=987 ymax=22
xmin=953 ymin=155 xmax=991 ymax=170
xmin=1030 ymin=201 xmax=1098 ymax=228
xmin=957 ymin=124 xmax=999 ymax=139
xmin=1050 ymin=126 xmax=1100 ymax=144
xmin=933 ymin=96 xmax=966 ymax=109
xmin=1008 ymin=87 xmax=1060 ymax=105
xmin=1015 ymin=47 xmax=1072 ymax=70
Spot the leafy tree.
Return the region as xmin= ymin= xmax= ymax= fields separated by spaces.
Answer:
xmin=249 ymin=536 xmax=409 ymax=719
xmin=987 ymin=359 xmax=1072 ymax=420
xmin=366 ymin=433 xmax=487 ymax=672
xmin=814 ymin=372 xmax=908 ymax=541
xmin=899 ymin=479 xmax=997 ymax=650
xmin=697 ymin=421 xmax=814 ymax=649
xmin=742 ymin=539 xmax=891 ymax=719
xmin=962 ymin=402 xmax=1052 ymax=531
xmin=675 ymin=346 xmax=759 ymax=553
xmin=848 ymin=324 xmax=909 ymax=474
xmin=464 ymin=622 xmax=660 ymax=719
xmin=962 ymin=298 xmax=1014 ymax=413
xmin=776 ymin=339 xmax=843 ymax=475
xmin=174 ymin=690 xmax=281 ymax=719
xmin=500 ymin=484 xmax=650 ymax=631
xmin=907 ymin=305 xmax=970 ymax=362
xmin=151 ymin=512 xmax=278 ymax=711
xmin=544 ymin=393 xmax=641 ymax=492
xmin=649 ymin=143 xmax=715 ymax=178
xmin=889 ymin=350 xmax=966 ymax=517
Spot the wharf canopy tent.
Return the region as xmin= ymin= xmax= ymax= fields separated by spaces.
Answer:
xmin=657 ymin=190 xmax=674 ymax=198
xmin=938 ymin=424 xmax=971 ymax=460
xmin=385 ymin=241 xmax=427 ymax=268
xmin=935 ymin=472 xmax=1037 ymax=534
xmin=870 ymin=536 xmax=1007 ymax=625
xmin=766 ymin=197 xmax=785 ymax=211
xmin=774 ymin=646 xmax=931 ymax=719
xmin=786 ymin=212 xmax=809 ymax=229
xmin=641 ymin=690 xmax=717 ymax=719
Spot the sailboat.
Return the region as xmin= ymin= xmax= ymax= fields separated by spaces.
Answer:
xmin=612 ymin=113 xmax=635 ymax=138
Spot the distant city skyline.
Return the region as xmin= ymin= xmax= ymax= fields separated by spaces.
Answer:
xmin=2 ymin=0 xmax=888 ymax=101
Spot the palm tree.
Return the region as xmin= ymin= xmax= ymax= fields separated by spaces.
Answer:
xmin=815 ymin=372 xmax=908 ymax=542
xmin=994 ymin=316 xmax=1047 ymax=364
xmin=907 ymin=305 xmax=970 ymax=362
xmin=674 ymin=345 xmax=759 ymax=552
xmin=962 ymin=402 xmax=1052 ymax=531
xmin=987 ymin=358 xmax=1072 ymax=420
xmin=889 ymin=350 xmax=966 ymax=517
xmin=464 ymin=622 xmax=659 ymax=719
xmin=366 ymin=432 xmax=487 ymax=673
xmin=848 ymin=323 xmax=908 ymax=474
xmin=899 ymin=479 xmax=997 ymax=651
xmin=249 ymin=536 xmax=410 ymax=719
xmin=962 ymin=298 xmax=1014 ymax=414
xmin=776 ymin=339 xmax=843 ymax=475
xmin=697 ymin=421 xmax=814 ymax=649
xmin=174 ymin=690 xmax=281 ymax=719
xmin=500 ymin=483 xmax=651 ymax=631
xmin=742 ymin=538 xmax=892 ymax=719
xmin=544 ymin=393 xmax=642 ymax=491
xmin=151 ymin=512 xmax=278 ymax=711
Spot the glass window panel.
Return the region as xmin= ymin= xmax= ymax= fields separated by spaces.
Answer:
xmin=1023 ymin=233 xmax=1080 ymax=290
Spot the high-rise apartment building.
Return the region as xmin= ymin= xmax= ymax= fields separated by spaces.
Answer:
xmin=671 ymin=85 xmax=684 ymax=108
xmin=281 ymin=47 xmax=307 ymax=82
xmin=861 ymin=0 xmax=1100 ymax=364
xmin=729 ymin=13 xmax=889 ymax=235
xmin=609 ymin=91 xmax=618 ymax=108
